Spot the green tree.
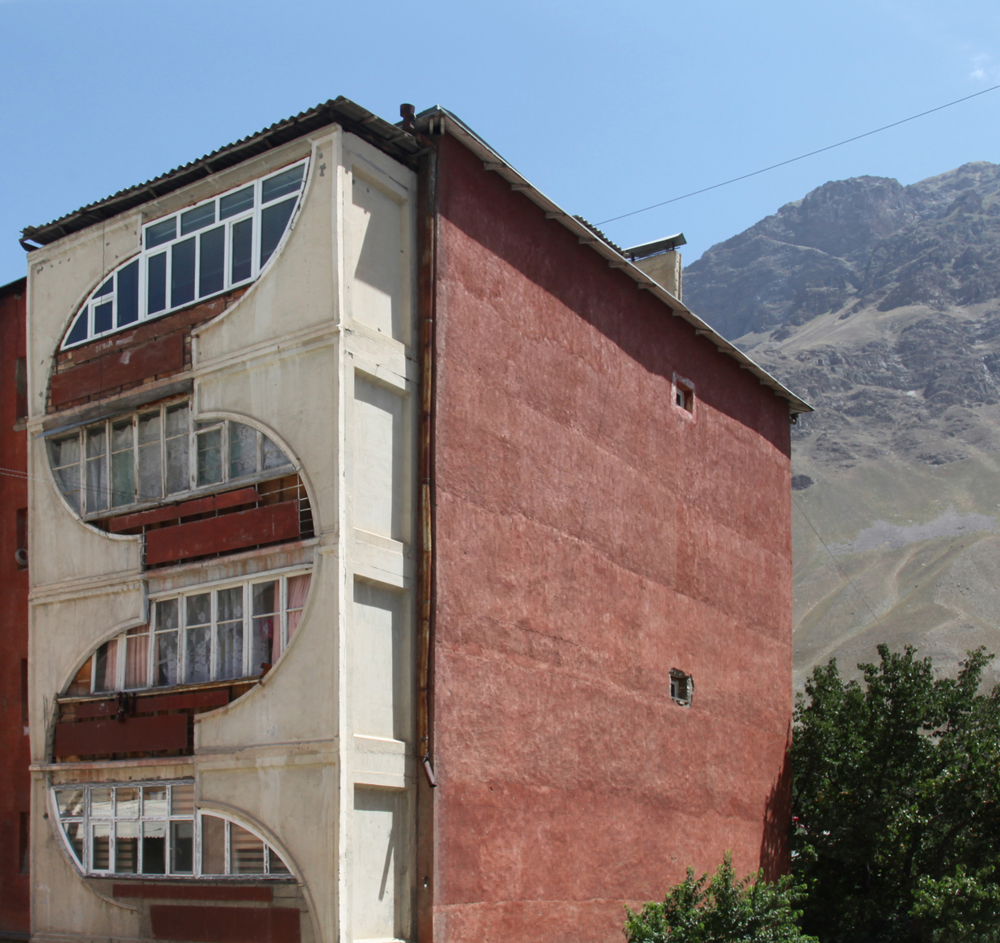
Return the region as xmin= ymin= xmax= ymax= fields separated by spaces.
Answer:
xmin=624 ymin=852 xmax=816 ymax=943
xmin=792 ymin=644 xmax=1000 ymax=943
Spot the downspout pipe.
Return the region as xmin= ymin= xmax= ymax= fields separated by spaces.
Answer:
xmin=405 ymin=102 xmax=439 ymax=789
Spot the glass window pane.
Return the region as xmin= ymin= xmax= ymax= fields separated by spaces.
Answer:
xmin=65 ymin=308 xmax=89 ymax=346
xmin=111 ymin=421 xmax=135 ymax=508
xmin=181 ymin=203 xmax=215 ymax=236
xmin=91 ymin=823 xmax=110 ymax=871
xmin=260 ymin=199 xmax=296 ymax=267
xmin=94 ymin=301 xmax=113 ymax=334
xmin=171 ymin=821 xmax=194 ymax=874
xmin=146 ymin=218 xmax=176 ymax=249
xmin=50 ymin=434 xmax=81 ymax=468
xmin=86 ymin=457 xmax=108 ymax=512
xmin=220 ymin=186 xmax=254 ymax=220
xmin=252 ymin=581 xmax=277 ymax=617
xmin=90 ymin=788 xmax=113 ymax=818
xmin=147 ymin=252 xmax=167 ymax=314
xmin=156 ymin=598 xmax=179 ymax=631
xmin=230 ymin=823 xmax=265 ymax=874
xmin=94 ymin=276 xmax=114 ymax=298
xmin=138 ymin=411 xmax=161 ymax=445
xmin=94 ymin=640 xmax=118 ymax=692
xmin=165 ymin=405 xmax=190 ymax=495
xmin=115 ymin=821 xmax=139 ymax=873
xmin=186 ymin=593 xmax=211 ymax=626
xmin=185 ymin=626 xmax=211 ymax=683
xmin=262 ymin=164 xmax=304 ymax=203
xmin=142 ymin=821 xmax=167 ymax=874
xmin=56 ymin=789 xmax=85 ymax=818
xmin=217 ymin=587 xmax=242 ymax=622
xmin=165 ymin=402 xmax=189 ymax=438
xmin=63 ymin=822 xmax=84 ymax=864
xmin=142 ymin=785 xmax=168 ymax=817
xmin=201 ymin=815 xmax=225 ymax=874
xmin=199 ymin=226 xmax=225 ymax=297
xmin=112 ymin=420 xmax=133 ymax=453
xmin=138 ymin=441 xmax=162 ymax=503
xmin=124 ymin=630 xmax=149 ymax=689
xmin=268 ymin=848 xmax=291 ymax=874
xmin=231 ymin=218 xmax=252 ymax=283
xmin=252 ymin=615 xmax=276 ymax=672
xmin=261 ymin=434 xmax=291 ymax=470
xmin=170 ymin=783 xmax=194 ymax=815
xmin=196 ymin=428 xmax=222 ymax=486
xmin=217 ymin=621 xmax=243 ymax=680
xmin=117 ymin=260 xmax=140 ymax=326
xmin=86 ymin=426 xmax=106 ymax=459
xmin=286 ymin=574 xmax=311 ymax=641
xmin=229 ymin=423 xmax=258 ymax=479
xmin=116 ymin=787 xmax=139 ymax=818
xmin=155 ymin=630 xmax=178 ymax=686
xmin=170 ymin=237 xmax=196 ymax=308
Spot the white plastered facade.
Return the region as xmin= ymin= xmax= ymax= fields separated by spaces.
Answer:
xmin=26 ymin=126 xmax=419 ymax=943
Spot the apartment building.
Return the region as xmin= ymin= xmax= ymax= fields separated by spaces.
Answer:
xmin=19 ymin=98 xmax=808 ymax=943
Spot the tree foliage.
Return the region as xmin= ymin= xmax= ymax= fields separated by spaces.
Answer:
xmin=792 ymin=644 xmax=1000 ymax=943
xmin=624 ymin=853 xmax=816 ymax=943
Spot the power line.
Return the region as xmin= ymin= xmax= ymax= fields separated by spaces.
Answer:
xmin=597 ymin=83 xmax=1000 ymax=227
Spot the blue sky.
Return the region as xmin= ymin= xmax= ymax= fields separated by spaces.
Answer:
xmin=1 ymin=0 xmax=998 ymax=287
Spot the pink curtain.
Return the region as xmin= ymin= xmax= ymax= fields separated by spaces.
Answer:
xmin=286 ymin=574 xmax=311 ymax=642
xmin=124 ymin=628 xmax=149 ymax=689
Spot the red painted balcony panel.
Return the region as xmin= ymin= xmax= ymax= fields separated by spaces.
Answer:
xmin=108 ymin=488 xmax=261 ymax=532
xmin=50 ymin=334 xmax=185 ymax=407
xmin=144 ymin=501 xmax=300 ymax=565
xmin=53 ymin=713 xmax=188 ymax=757
xmin=73 ymin=688 xmax=230 ymax=719
xmin=150 ymin=905 xmax=299 ymax=943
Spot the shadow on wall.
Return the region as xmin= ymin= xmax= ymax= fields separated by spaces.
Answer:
xmin=758 ymin=741 xmax=792 ymax=882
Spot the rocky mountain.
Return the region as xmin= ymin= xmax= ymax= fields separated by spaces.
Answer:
xmin=684 ymin=162 xmax=1000 ymax=688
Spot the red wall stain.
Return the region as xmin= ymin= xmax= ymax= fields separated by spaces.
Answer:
xmin=426 ymin=136 xmax=792 ymax=942
xmin=0 ymin=279 xmax=29 ymax=935
xmin=149 ymin=904 xmax=299 ymax=943
xmin=53 ymin=713 xmax=189 ymax=757
xmin=144 ymin=501 xmax=300 ymax=565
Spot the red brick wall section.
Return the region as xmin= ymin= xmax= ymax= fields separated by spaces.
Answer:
xmin=144 ymin=501 xmax=300 ymax=565
xmin=149 ymin=905 xmax=299 ymax=943
xmin=426 ymin=136 xmax=793 ymax=943
xmin=53 ymin=713 xmax=189 ymax=758
xmin=50 ymin=333 xmax=185 ymax=407
xmin=0 ymin=279 xmax=29 ymax=935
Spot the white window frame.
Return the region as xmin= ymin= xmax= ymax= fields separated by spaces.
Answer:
xmin=89 ymin=567 xmax=312 ymax=694
xmin=62 ymin=158 xmax=309 ymax=350
xmin=51 ymin=781 xmax=292 ymax=879
xmin=47 ymin=397 xmax=294 ymax=519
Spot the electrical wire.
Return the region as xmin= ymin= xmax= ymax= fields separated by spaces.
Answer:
xmin=596 ymin=83 xmax=1000 ymax=227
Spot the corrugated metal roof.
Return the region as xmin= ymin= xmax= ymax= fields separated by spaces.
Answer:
xmin=21 ymin=97 xmax=423 ymax=248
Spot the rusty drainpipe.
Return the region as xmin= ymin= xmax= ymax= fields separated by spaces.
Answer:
xmin=403 ymin=103 xmax=439 ymax=789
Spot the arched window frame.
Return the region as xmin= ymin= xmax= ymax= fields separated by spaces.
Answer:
xmin=62 ymin=157 xmax=309 ymax=350
xmin=51 ymin=780 xmax=293 ymax=879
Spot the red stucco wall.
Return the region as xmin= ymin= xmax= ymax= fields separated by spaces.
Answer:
xmin=427 ymin=136 xmax=792 ymax=943
xmin=0 ymin=279 xmax=30 ymax=935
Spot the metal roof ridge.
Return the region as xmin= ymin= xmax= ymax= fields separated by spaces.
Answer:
xmin=415 ymin=106 xmax=811 ymax=415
